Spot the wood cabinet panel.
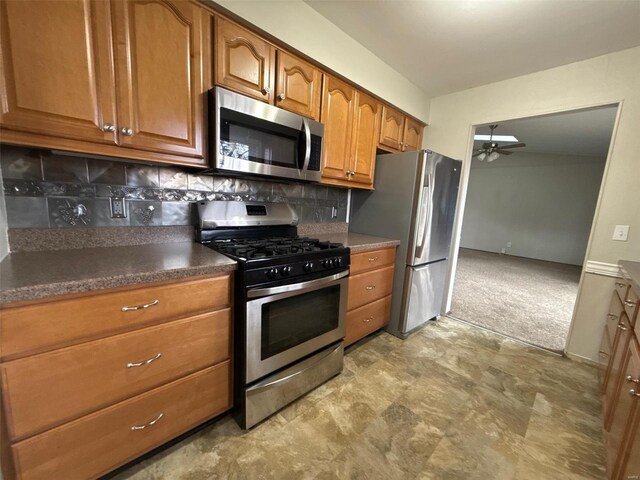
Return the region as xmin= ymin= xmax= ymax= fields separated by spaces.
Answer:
xmin=1 ymin=274 xmax=231 ymax=361
xmin=350 ymin=248 xmax=396 ymax=275
xmin=0 ymin=0 xmax=117 ymax=144
xmin=607 ymin=292 xmax=626 ymax=356
xmin=605 ymin=314 xmax=633 ymax=429
xmin=600 ymin=326 xmax=613 ymax=390
xmin=11 ymin=362 xmax=231 ymax=480
xmin=402 ymin=117 xmax=423 ymax=151
xmin=320 ymin=75 xmax=356 ymax=181
xmin=113 ymin=0 xmax=204 ymax=158
xmin=275 ymin=50 xmax=322 ymax=120
xmin=2 ymin=309 xmax=230 ymax=441
xmin=615 ymin=280 xmax=630 ymax=308
xmin=378 ymin=105 xmax=404 ymax=152
xmin=215 ymin=17 xmax=275 ymax=103
xmin=624 ymin=285 xmax=639 ymax=327
xmin=348 ymin=266 xmax=394 ymax=311
xmin=349 ymin=91 xmax=381 ymax=187
xmin=617 ymin=408 xmax=640 ymax=480
xmin=345 ymin=295 xmax=391 ymax=347
xmin=606 ymin=338 xmax=640 ymax=478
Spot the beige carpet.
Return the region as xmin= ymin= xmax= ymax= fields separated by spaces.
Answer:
xmin=450 ymin=248 xmax=582 ymax=352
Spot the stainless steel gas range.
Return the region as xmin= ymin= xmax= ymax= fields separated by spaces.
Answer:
xmin=195 ymin=201 xmax=350 ymax=429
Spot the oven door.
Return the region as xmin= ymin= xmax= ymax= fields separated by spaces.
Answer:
xmin=245 ymin=270 xmax=348 ymax=384
xmin=214 ymin=87 xmax=322 ymax=182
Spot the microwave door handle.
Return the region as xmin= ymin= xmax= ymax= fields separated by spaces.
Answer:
xmin=301 ymin=117 xmax=311 ymax=174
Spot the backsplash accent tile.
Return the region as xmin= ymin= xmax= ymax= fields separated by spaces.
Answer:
xmin=1 ymin=147 xmax=350 ymax=229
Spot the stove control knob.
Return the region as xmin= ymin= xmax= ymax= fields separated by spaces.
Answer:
xmin=281 ymin=266 xmax=292 ymax=276
xmin=336 ymin=257 xmax=343 ymax=267
xmin=328 ymin=259 xmax=335 ymax=268
xmin=303 ymin=262 xmax=314 ymax=272
xmin=266 ymin=268 xmax=279 ymax=279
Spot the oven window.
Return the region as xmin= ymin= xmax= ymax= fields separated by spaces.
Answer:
xmin=220 ymin=107 xmax=303 ymax=169
xmin=261 ymin=285 xmax=340 ymax=360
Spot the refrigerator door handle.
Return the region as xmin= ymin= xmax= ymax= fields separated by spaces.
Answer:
xmin=415 ymin=174 xmax=432 ymax=260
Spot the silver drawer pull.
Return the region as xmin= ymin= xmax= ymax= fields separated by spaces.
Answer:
xmin=366 ymin=285 xmax=376 ymax=290
xmin=617 ymin=323 xmax=627 ymax=331
xmin=599 ymin=351 xmax=609 ymax=358
xmin=131 ymin=412 xmax=164 ymax=431
xmin=624 ymin=300 xmax=636 ymax=307
xmin=616 ymin=282 xmax=626 ymax=287
xmin=121 ymin=299 xmax=159 ymax=312
xmin=368 ymin=257 xmax=378 ymax=262
xmin=607 ymin=314 xmax=618 ymax=320
xmin=627 ymin=375 xmax=640 ymax=384
xmin=363 ymin=316 xmax=373 ymax=323
xmin=127 ymin=352 xmax=162 ymax=368
xmin=630 ymin=389 xmax=640 ymax=398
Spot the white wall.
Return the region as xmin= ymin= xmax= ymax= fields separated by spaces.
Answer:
xmin=461 ymin=153 xmax=606 ymax=266
xmin=426 ymin=46 xmax=640 ymax=362
xmin=213 ymin=0 xmax=430 ymax=122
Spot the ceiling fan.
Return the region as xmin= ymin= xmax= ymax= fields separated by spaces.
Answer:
xmin=473 ymin=124 xmax=526 ymax=161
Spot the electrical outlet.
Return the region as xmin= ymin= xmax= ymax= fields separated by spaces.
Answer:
xmin=110 ymin=197 xmax=127 ymax=218
xmin=506 ymin=241 xmax=512 ymax=248
xmin=612 ymin=225 xmax=629 ymax=241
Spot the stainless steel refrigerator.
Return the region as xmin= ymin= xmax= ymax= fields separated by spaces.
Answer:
xmin=350 ymin=150 xmax=462 ymax=337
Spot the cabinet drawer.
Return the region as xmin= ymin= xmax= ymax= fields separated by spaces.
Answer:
xmin=1 ymin=274 xmax=231 ymax=360
xmin=615 ymin=279 xmax=630 ymax=308
xmin=350 ymin=248 xmax=396 ymax=275
xmin=2 ymin=309 xmax=230 ymax=441
xmin=345 ymin=295 xmax=391 ymax=347
xmin=623 ymin=285 xmax=639 ymax=326
xmin=606 ymin=292 xmax=625 ymax=345
xmin=11 ymin=362 xmax=231 ymax=480
xmin=348 ymin=266 xmax=394 ymax=311
xmin=599 ymin=326 xmax=612 ymax=390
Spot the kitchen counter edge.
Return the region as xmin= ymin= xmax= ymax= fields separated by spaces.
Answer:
xmin=619 ymin=260 xmax=640 ymax=294
xmin=315 ymin=232 xmax=400 ymax=253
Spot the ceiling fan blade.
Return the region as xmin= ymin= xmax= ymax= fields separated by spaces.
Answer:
xmin=498 ymin=142 xmax=526 ymax=149
xmin=495 ymin=149 xmax=514 ymax=155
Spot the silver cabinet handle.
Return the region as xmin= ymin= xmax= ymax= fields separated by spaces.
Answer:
xmin=277 ymin=93 xmax=285 ymax=101
xmin=368 ymin=257 xmax=378 ymax=262
xmin=630 ymin=389 xmax=640 ymax=398
xmin=617 ymin=323 xmax=627 ymax=331
xmin=131 ymin=412 xmax=164 ymax=431
xmin=261 ymin=87 xmax=270 ymax=95
xmin=363 ymin=316 xmax=373 ymax=323
xmin=102 ymin=123 xmax=116 ymax=133
xmin=624 ymin=300 xmax=636 ymax=307
xmin=607 ymin=314 xmax=618 ymax=320
xmin=615 ymin=282 xmax=625 ymax=287
xmin=599 ymin=351 xmax=609 ymax=357
xmin=121 ymin=299 xmax=159 ymax=312
xmin=127 ymin=352 xmax=162 ymax=368
xmin=121 ymin=127 xmax=133 ymax=136
xmin=627 ymin=375 xmax=640 ymax=384
xmin=365 ymin=285 xmax=376 ymax=290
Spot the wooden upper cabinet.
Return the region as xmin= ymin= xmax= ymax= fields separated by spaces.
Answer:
xmin=215 ymin=17 xmax=275 ymax=103
xmin=379 ymin=105 xmax=405 ymax=151
xmin=113 ymin=0 xmax=205 ymax=158
xmin=403 ymin=117 xmax=423 ymax=151
xmin=320 ymin=75 xmax=356 ymax=182
xmin=349 ymin=92 xmax=381 ymax=187
xmin=275 ymin=51 xmax=322 ymax=121
xmin=0 ymin=0 xmax=117 ymax=144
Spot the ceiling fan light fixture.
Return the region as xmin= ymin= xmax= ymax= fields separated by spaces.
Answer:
xmin=488 ymin=151 xmax=500 ymax=162
xmin=477 ymin=152 xmax=487 ymax=161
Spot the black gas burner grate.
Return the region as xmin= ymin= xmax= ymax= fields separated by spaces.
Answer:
xmin=210 ymin=236 xmax=344 ymax=260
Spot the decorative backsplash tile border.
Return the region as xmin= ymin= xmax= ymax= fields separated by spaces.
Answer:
xmin=0 ymin=145 xmax=349 ymax=228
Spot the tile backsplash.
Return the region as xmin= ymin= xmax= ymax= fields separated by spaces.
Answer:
xmin=0 ymin=146 xmax=349 ymax=228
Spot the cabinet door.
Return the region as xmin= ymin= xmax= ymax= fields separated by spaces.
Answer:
xmin=215 ymin=17 xmax=275 ymax=103
xmin=605 ymin=314 xmax=633 ymax=428
xmin=320 ymin=75 xmax=356 ymax=182
xmin=607 ymin=338 xmax=640 ymax=479
xmin=275 ymin=51 xmax=322 ymax=120
xmin=402 ymin=117 xmax=423 ymax=151
xmin=349 ymin=91 xmax=381 ymax=188
xmin=0 ymin=0 xmax=117 ymax=144
xmin=113 ymin=0 xmax=205 ymax=162
xmin=378 ymin=105 xmax=404 ymax=152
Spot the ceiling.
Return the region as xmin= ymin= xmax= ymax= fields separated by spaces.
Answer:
xmin=304 ymin=0 xmax=640 ymax=98
xmin=474 ymin=105 xmax=618 ymax=157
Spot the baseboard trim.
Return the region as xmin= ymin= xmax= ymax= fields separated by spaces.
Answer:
xmin=565 ymin=352 xmax=598 ymax=366
xmin=584 ymin=260 xmax=621 ymax=278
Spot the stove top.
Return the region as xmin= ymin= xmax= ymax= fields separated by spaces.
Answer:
xmin=209 ymin=236 xmax=344 ymax=261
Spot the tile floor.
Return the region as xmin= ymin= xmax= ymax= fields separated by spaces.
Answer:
xmin=112 ymin=317 xmax=606 ymax=480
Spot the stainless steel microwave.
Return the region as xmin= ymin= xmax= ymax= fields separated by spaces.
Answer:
xmin=210 ymin=87 xmax=324 ymax=182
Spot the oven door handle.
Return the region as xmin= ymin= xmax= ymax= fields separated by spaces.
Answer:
xmin=247 ymin=270 xmax=349 ymax=299
xmin=301 ymin=117 xmax=311 ymax=174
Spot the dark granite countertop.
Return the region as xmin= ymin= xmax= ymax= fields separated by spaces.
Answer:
xmin=0 ymin=242 xmax=237 ymax=305
xmin=315 ymin=232 xmax=400 ymax=253
xmin=620 ymin=260 xmax=640 ymax=293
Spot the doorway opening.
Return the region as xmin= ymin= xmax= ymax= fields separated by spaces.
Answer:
xmin=449 ymin=105 xmax=618 ymax=352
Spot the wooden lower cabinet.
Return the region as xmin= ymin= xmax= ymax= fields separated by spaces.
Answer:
xmin=344 ymin=247 xmax=396 ymax=347
xmin=0 ymin=273 xmax=233 ymax=480
xmin=601 ymin=267 xmax=640 ymax=479
xmin=12 ymin=363 xmax=231 ymax=480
